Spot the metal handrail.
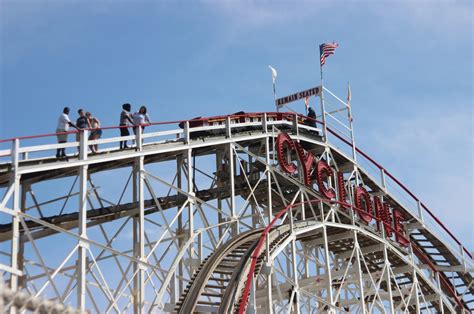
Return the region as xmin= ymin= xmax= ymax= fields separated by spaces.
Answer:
xmin=0 ymin=111 xmax=471 ymax=260
xmin=323 ymin=125 xmax=473 ymax=260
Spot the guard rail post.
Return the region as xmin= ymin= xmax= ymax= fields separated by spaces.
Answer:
xmin=184 ymin=121 xmax=190 ymax=144
xmin=380 ymin=168 xmax=387 ymax=192
xmin=135 ymin=126 xmax=143 ymax=151
xmin=12 ymin=139 xmax=19 ymax=170
xmin=417 ymin=200 xmax=424 ymax=226
xmin=262 ymin=113 xmax=268 ymax=134
xmin=460 ymin=245 xmax=466 ymax=272
xmin=225 ymin=116 xmax=232 ymax=138
xmin=79 ymin=130 xmax=88 ymax=160
xmin=292 ymin=113 xmax=299 ymax=137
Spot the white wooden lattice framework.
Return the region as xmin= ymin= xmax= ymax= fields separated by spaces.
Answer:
xmin=0 ymin=88 xmax=472 ymax=313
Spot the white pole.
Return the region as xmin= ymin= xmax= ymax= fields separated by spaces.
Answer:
xmin=319 ymin=48 xmax=328 ymax=142
xmin=347 ymin=82 xmax=357 ymax=161
xmin=273 ymin=81 xmax=278 ymax=112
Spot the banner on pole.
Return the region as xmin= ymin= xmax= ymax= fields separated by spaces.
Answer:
xmin=276 ymin=86 xmax=322 ymax=108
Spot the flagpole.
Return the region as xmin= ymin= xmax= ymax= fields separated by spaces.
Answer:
xmin=348 ymin=105 xmax=357 ymax=161
xmin=273 ymin=81 xmax=278 ymax=112
xmin=347 ymin=82 xmax=357 ymax=161
xmin=319 ymin=45 xmax=328 ymax=142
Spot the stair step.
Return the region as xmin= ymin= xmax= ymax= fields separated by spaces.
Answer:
xmin=214 ymin=269 xmax=233 ymax=275
xmin=201 ymin=292 xmax=223 ymax=298
xmin=233 ymin=248 xmax=248 ymax=252
xmin=222 ymin=258 xmax=240 ymax=262
xmin=197 ymin=300 xmax=221 ymax=306
xmin=218 ymin=263 xmax=237 ymax=269
xmin=205 ymin=284 xmax=227 ymax=289
xmin=227 ymin=253 xmax=244 ymax=258
xmin=209 ymin=276 xmax=230 ymax=282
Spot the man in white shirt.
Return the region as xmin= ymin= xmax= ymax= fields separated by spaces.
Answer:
xmin=56 ymin=107 xmax=78 ymax=159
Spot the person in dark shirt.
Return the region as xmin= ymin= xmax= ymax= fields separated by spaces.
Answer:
xmin=119 ymin=103 xmax=134 ymax=149
xmin=76 ymin=109 xmax=90 ymax=152
xmin=306 ymin=107 xmax=317 ymax=128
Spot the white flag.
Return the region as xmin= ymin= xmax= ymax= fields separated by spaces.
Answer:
xmin=268 ymin=65 xmax=277 ymax=84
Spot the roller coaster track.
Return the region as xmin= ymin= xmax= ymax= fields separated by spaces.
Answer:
xmin=0 ymin=108 xmax=472 ymax=312
xmin=176 ymin=224 xmax=298 ymax=313
xmin=175 ymin=214 xmax=470 ymax=313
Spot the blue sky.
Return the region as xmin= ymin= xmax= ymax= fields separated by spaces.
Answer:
xmin=1 ymin=1 xmax=472 ymax=249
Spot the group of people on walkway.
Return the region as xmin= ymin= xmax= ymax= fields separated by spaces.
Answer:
xmin=54 ymin=104 xmax=313 ymax=160
xmin=120 ymin=103 xmax=151 ymax=149
xmin=55 ymin=104 xmax=150 ymax=159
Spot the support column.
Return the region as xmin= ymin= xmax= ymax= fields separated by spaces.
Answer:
xmin=322 ymin=226 xmax=334 ymax=312
xmin=435 ymin=272 xmax=445 ymax=314
xmin=412 ymin=271 xmax=420 ymax=314
xmin=299 ymin=190 xmax=305 ymax=221
xmin=137 ymin=156 xmax=146 ymax=313
xmin=353 ymin=231 xmax=366 ymax=314
xmin=290 ymin=210 xmax=300 ymax=314
xmin=17 ymin=183 xmax=29 ymax=289
xmin=187 ymin=149 xmax=195 ymax=266
xmin=265 ymin=136 xmax=272 ymax=223
xmin=410 ymin=244 xmax=420 ymax=314
xmin=265 ymin=133 xmax=273 ymax=313
xmin=382 ymin=236 xmax=394 ymax=313
xmin=176 ymin=155 xmax=183 ymax=301
xmin=9 ymin=139 xmax=21 ymax=314
xmin=228 ymin=143 xmax=238 ymax=234
xmin=215 ymin=151 xmax=224 ymax=238
xmin=303 ymin=246 xmax=310 ymax=313
xmin=133 ymin=161 xmax=139 ymax=313
xmin=249 ymin=153 xmax=258 ymax=228
xmin=77 ymin=130 xmax=88 ymax=312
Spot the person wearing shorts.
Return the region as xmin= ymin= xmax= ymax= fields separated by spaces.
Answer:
xmin=56 ymin=107 xmax=78 ymax=159
xmin=86 ymin=112 xmax=102 ymax=153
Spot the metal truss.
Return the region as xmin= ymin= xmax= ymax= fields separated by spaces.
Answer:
xmin=0 ymin=106 xmax=472 ymax=313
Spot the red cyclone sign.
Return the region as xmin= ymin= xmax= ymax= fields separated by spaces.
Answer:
xmin=275 ymin=132 xmax=409 ymax=246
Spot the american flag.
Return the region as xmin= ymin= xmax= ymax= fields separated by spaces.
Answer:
xmin=320 ymin=42 xmax=339 ymax=66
